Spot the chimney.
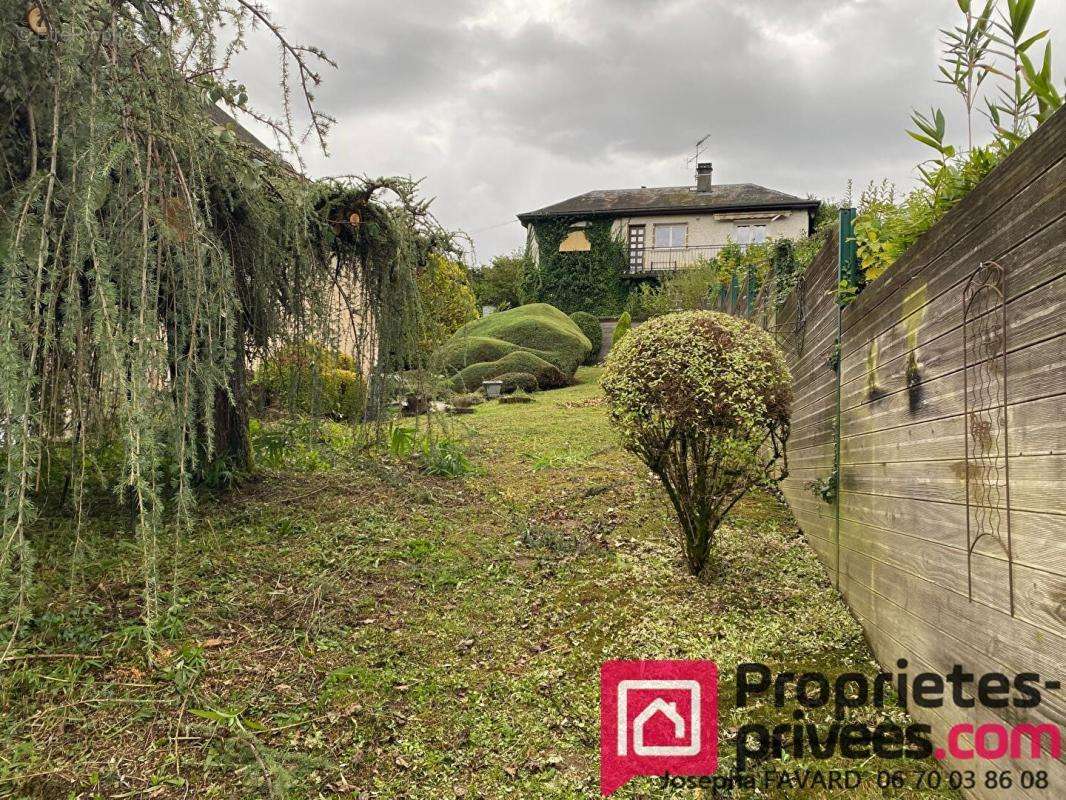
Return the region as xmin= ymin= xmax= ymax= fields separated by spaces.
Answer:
xmin=695 ymin=162 xmax=713 ymax=192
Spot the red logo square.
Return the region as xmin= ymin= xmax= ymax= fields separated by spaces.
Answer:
xmin=600 ymin=660 xmax=718 ymax=795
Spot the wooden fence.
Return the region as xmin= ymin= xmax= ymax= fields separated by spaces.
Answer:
xmin=772 ymin=106 xmax=1065 ymax=798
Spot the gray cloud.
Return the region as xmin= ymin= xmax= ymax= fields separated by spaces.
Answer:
xmin=231 ymin=0 xmax=1066 ymax=264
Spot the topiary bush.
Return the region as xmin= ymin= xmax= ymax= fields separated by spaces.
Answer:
xmin=451 ymin=351 xmax=566 ymax=392
xmin=610 ymin=311 xmax=632 ymax=350
xmin=255 ymin=342 xmax=367 ymax=421
xmin=431 ymin=336 xmax=563 ymax=375
xmin=601 ymin=311 xmax=792 ymax=575
xmin=434 ymin=303 xmax=591 ymax=383
xmin=569 ymin=311 xmax=603 ymax=365
xmin=495 ymin=371 xmax=540 ymax=394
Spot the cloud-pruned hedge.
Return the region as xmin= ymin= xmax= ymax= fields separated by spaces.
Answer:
xmin=434 ymin=303 xmax=591 ymax=391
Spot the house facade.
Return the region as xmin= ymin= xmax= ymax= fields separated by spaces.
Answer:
xmin=518 ymin=163 xmax=819 ymax=275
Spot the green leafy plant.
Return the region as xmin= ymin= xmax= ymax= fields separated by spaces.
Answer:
xmin=831 ymin=279 xmax=861 ymax=308
xmin=470 ymin=251 xmax=530 ymax=310
xmin=939 ymin=0 xmax=996 ymax=150
xmin=254 ymin=342 xmax=367 ymax=422
xmin=986 ymin=0 xmax=1050 ymax=143
xmin=164 ymin=644 xmax=206 ymax=695
xmin=388 ymin=425 xmax=418 ymax=459
xmin=1021 ymin=41 xmax=1065 ymax=124
xmin=610 ymin=312 xmax=632 ymax=350
xmin=806 ymin=471 xmax=839 ymax=505
xmin=416 ymin=254 xmax=479 ymax=355
xmin=855 ymin=0 xmax=1060 ymax=283
xmin=602 ymin=312 xmax=792 ymax=575
xmin=249 ymin=420 xmax=290 ymax=470
xmin=249 ymin=418 xmax=338 ymax=473
xmin=383 ymin=424 xmax=472 ymax=477
xmin=420 ymin=438 xmax=473 ymax=478
xmin=854 ymin=146 xmax=1004 ymax=281
xmin=569 ymin=311 xmax=603 ymax=364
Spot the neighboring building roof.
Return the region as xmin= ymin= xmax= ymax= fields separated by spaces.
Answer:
xmin=207 ymin=104 xmax=280 ymax=153
xmin=517 ymin=183 xmax=819 ymax=222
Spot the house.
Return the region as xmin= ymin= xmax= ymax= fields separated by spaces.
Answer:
xmin=517 ymin=163 xmax=819 ymax=275
xmin=209 ymin=106 xmax=376 ymax=373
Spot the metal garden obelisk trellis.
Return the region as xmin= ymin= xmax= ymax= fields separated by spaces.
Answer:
xmin=962 ymin=260 xmax=1015 ymax=616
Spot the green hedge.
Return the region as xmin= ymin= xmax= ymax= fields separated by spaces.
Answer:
xmin=255 ymin=343 xmax=366 ymax=421
xmin=611 ymin=311 xmax=632 ymax=351
xmin=451 ymin=350 xmax=565 ymax=392
xmin=435 ymin=303 xmax=591 ymax=385
xmin=496 ymin=371 xmax=540 ymax=394
xmin=432 ymin=335 xmax=563 ymax=374
xmin=569 ymin=311 xmax=602 ymax=365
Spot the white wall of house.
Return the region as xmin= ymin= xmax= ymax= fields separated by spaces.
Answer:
xmin=610 ymin=209 xmax=809 ymax=249
xmin=521 ymin=207 xmax=811 ymax=271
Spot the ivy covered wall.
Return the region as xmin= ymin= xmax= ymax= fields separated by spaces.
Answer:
xmin=525 ymin=218 xmax=628 ymax=315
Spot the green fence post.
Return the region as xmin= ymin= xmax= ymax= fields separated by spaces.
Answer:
xmin=833 ymin=207 xmax=857 ymax=588
xmin=746 ymin=263 xmax=757 ymax=317
xmin=839 ymin=207 xmax=859 ymax=291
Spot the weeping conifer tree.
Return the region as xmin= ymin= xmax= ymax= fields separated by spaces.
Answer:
xmin=0 ymin=0 xmax=448 ymax=651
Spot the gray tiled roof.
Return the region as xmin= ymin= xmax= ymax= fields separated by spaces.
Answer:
xmin=207 ymin=105 xmax=274 ymax=153
xmin=518 ymin=183 xmax=818 ymax=222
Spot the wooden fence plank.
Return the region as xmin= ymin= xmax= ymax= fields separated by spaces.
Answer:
xmin=767 ymin=108 xmax=1066 ymax=800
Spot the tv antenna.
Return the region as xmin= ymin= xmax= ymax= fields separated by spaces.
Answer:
xmin=686 ymin=133 xmax=711 ymax=168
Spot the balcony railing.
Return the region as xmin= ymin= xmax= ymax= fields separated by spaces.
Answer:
xmin=630 ymin=244 xmax=730 ymax=274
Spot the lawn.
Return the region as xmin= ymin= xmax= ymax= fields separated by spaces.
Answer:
xmin=0 ymin=368 xmax=956 ymax=799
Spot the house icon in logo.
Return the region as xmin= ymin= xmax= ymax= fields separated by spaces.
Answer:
xmin=616 ymin=679 xmax=701 ymax=757
xmin=601 ymin=660 xmax=717 ymax=795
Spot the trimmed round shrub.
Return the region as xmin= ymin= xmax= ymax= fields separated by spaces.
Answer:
xmin=602 ymin=311 xmax=792 ymax=575
xmin=255 ymin=343 xmax=367 ymax=421
xmin=439 ymin=303 xmax=591 ymax=379
xmin=495 ymin=371 xmax=540 ymax=394
xmin=431 ymin=335 xmax=562 ymax=375
xmin=610 ymin=311 xmax=632 ymax=350
xmin=569 ymin=311 xmax=603 ymax=365
xmin=451 ymin=350 xmax=565 ymax=392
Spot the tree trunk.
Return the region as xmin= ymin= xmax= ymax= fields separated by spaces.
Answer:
xmin=210 ymin=331 xmax=250 ymax=474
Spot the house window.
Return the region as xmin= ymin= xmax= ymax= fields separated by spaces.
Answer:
xmin=627 ymin=225 xmax=646 ymax=272
xmin=653 ymin=223 xmax=687 ymax=248
xmin=735 ymin=224 xmax=767 ymax=247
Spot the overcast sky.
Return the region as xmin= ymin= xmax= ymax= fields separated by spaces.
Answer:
xmin=229 ymin=0 xmax=1066 ymax=265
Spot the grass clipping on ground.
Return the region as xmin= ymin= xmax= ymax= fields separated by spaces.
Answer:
xmin=1 ymin=369 xmax=957 ymax=799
